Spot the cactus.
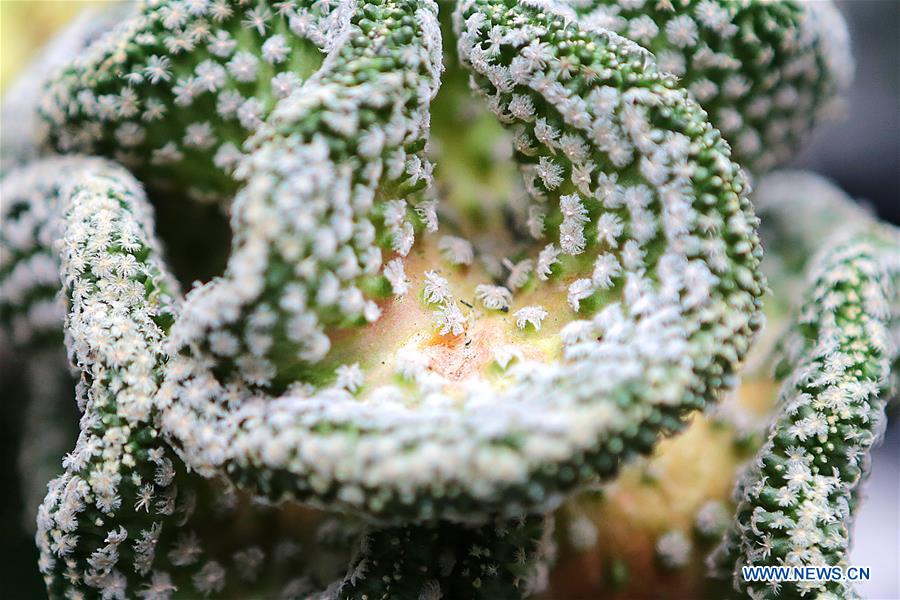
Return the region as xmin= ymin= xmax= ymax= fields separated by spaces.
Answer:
xmin=546 ymin=175 xmax=897 ymax=599
xmin=558 ymin=0 xmax=853 ymax=173
xmin=0 ymin=0 xmax=896 ymax=598
xmin=710 ymin=173 xmax=900 ymax=598
xmin=708 ymin=212 xmax=898 ymax=598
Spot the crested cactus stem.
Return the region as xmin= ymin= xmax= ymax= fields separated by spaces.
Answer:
xmin=161 ymin=0 xmax=443 ymax=390
xmin=33 ymin=161 xmax=182 ymax=596
xmin=22 ymin=159 xmax=553 ymax=599
xmin=5 ymin=0 xmax=892 ymax=598
xmin=709 ymin=226 xmax=899 ymax=599
xmin=149 ymin=0 xmax=766 ymax=522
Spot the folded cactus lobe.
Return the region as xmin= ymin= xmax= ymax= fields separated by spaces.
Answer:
xmin=150 ymin=0 xmax=765 ymax=523
xmin=39 ymin=0 xmax=333 ymax=202
xmin=710 ymin=215 xmax=898 ymax=598
xmin=561 ymin=0 xmax=853 ymax=173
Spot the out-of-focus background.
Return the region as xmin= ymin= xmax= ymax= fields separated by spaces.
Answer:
xmin=0 ymin=1 xmax=897 ymax=598
xmin=0 ymin=1 xmax=106 ymax=88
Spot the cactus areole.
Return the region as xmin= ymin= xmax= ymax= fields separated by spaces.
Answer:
xmin=1 ymin=1 xmax=895 ymax=599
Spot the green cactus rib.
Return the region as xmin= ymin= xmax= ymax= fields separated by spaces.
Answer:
xmin=0 ymin=156 xmax=119 ymax=347
xmin=29 ymin=159 xmax=363 ymax=599
xmin=38 ymin=0 xmax=332 ymax=203
xmin=160 ymin=0 xmax=442 ymax=389
xmin=708 ymin=226 xmax=899 ymax=599
xmin=33 ymin=159 xmax=179 ymax=596
xmin=753 ymin=171 xmax=900 ymax=395
xmin=561 ymin=0 xmax=853 ymax=174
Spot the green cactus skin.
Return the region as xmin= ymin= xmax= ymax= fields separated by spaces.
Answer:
xmin=709 ymin=225 xmax=898 ymax=598
xmin=38 ymin=1 xmax=331 ymax=204
xmin=559 ymin=0 xmax=853 ymax=174
xmin=336 ymin=514 xmax=553 ymax=600
xmin=0 ymin=157 xmax=118 ymax=347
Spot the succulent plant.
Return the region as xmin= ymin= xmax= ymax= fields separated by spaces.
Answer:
xmin=559 ymin=0 xmax=853 ymax=173
xmin=546 ymin=173 xmax=898 ymax=599
xmin=707 ymin=173 xmax=899 ymax=599
xmin=710 ymin=231 xmax=897 ymax=599
xmin=0 ymin=1 xmax=895 ymax=599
